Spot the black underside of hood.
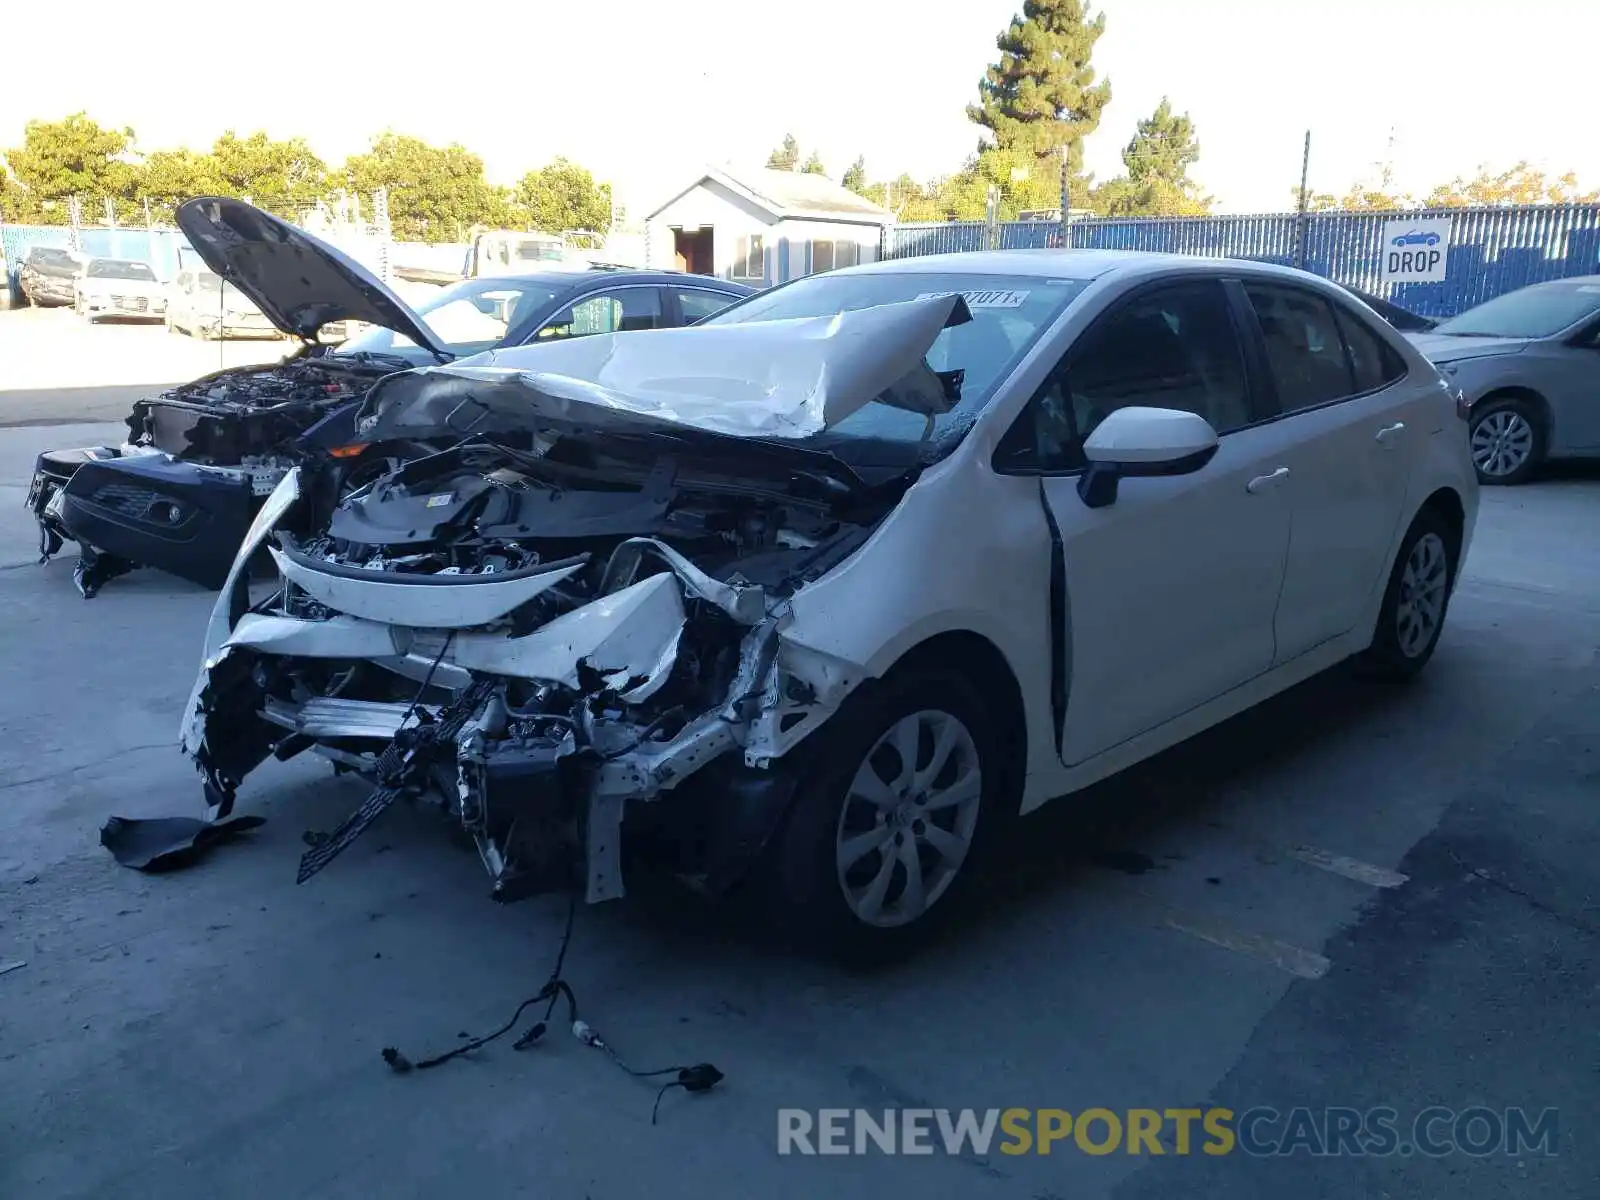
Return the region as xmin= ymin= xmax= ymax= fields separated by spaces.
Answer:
xmin=176 ymin=196 xmax=450 ymax=357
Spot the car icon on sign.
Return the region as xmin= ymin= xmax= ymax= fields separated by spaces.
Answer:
xmin=1392 ymin=229 xmax=1441 ymax=247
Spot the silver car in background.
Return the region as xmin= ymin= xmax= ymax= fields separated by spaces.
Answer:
xmin=73 ymin=257 xmax=167 ymax=323
xmin=165 ymin=265 xmax=283 ymax=340
xmin=1407 ymin=276 xmax=1600 ymax=484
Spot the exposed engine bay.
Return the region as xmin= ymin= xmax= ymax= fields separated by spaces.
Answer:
xmin=125 ymin=354 xmax=385 ymax=465
xmin=184 ymin=434 xmax=910 ymax=902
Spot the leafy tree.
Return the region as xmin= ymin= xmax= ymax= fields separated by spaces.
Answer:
xmin=1089 ymin=98 xmax=1211 ymax=216
xmin=342 ymin=132 xmax=499 ymax=242
xmin=208 ymin=131 xmax=326 ymax=212
xmin=766 ymin=133 xmax=801 ymax=171
xmin=3 ymin=112 xmax=139 ymax=222
xmin=1426 ymin=162 xmax=1600 ymax=207
xmin=842 ymin=155 xmax=868 ymax=194
xmin=801 ymin=150 xmax=827 ymax=176
xmin=137 ymin=147 xmax=222 ymax=223
xmin=967 ymin=0 xmax=1111 ymax=191
xmin=512 ymin=157 xmax=613 ymax=233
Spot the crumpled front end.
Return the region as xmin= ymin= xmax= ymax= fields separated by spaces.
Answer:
xmin=180 ymin=447 xmax=881 ymax=904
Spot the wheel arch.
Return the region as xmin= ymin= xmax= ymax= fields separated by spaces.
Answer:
xmin=1473 ymin=385 xmax=1552 ymax=438
xmin=1415 ymin=485 xmax=1466 ymax=577
xmin=873 ymin=628 xmax=1030 ymax=815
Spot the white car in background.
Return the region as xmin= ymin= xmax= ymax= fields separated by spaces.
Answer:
xmin=73 ymin=257 xmax=167 ymax=322
xmin=183 ymin=250 xmax=1478 ymax=959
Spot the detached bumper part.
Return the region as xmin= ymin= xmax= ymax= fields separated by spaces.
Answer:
xmin=59 ymin=453 xmax=260 ymax=591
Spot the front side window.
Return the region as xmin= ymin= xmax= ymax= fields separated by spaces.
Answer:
xmin=995 ymin=280 xmax=1250 ymax=473
xmin=337 ymin=277 xmax=561 ymax=360
xmin=732 ymin=235 xmax=765 ymax=280
xmin=1244 ymin=283 xmax=1357 ymax=413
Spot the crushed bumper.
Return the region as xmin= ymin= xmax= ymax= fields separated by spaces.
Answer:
xmin=179 ymin=470 xmax=869 ymax=907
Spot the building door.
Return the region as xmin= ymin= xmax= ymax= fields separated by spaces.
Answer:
xmin=672 ymin=228 xmax=713 ymax=275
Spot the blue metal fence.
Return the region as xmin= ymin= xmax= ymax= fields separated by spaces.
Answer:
xmin=884 ymin=204 xmax=1600 ymax=318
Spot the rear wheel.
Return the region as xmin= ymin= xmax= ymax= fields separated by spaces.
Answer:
xmin=767 ymin=665 xmax=1008 ymax=962
xmin=1356 ymin=509 xmax=1458 ymax=682
xmin=1468 ymin=395 xmax=1543 ymax=485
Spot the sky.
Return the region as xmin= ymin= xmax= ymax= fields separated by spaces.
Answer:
xmin=4 ymin=0 xmax=1597 ymax=218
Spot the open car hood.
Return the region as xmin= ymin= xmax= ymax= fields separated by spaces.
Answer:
xmin=176 ymin=196 xmax=450 ymax=356
xmin=391 ymin=292 xmax=970 ymax=440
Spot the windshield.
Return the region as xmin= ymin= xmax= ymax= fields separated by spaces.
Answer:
xmin=88 ymin=259 xmax=156 ymax=281
xmin=702 ymin=271 xmax=1087 ymax=448
xmin=517 ymin=239 xmax=566 ymax=263
xmin=1434 ymin=281 xmax=1600 ymax=339
xmin=336 ymin=276 xmax=562 ymax=362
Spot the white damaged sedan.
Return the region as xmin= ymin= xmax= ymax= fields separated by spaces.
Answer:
xmin=180 ymin=250 xmax=1479 ymax=956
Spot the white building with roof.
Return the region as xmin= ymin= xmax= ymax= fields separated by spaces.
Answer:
xmin=644 ymin=166 xmax=894 ymax=288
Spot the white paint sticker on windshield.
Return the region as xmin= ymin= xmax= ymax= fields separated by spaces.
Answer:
xmin=425 ymin=493 xmax=454 ymax=508
xmin=915 ymin=289 xmax=1031 ymax=309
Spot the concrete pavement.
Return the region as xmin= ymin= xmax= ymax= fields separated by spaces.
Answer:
xmin=1 ymin=412 xmax=1597 ymax=1199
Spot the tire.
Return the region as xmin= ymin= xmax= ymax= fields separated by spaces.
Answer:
xmin=766 ymin=664 xmax=1010 ymax=963
xmin=1355 ymin=509 xmax=1458 ymax=682
xmin=1468 ymin=395 xmax=1544 ymax=486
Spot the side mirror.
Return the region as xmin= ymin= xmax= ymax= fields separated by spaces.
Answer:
xmin=1077 ymin=406 xmax=1219 ymax=509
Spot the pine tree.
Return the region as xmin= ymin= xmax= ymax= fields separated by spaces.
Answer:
xmin=967 ymin=0 xmax=1112 ymax=183
xmin=1123 ymin=98 xmax=1198 ymax=185
xmin=842 ymin=156 xmax=868 ymax=194
xmin=766 ymin=134 xmax=801 ymax=171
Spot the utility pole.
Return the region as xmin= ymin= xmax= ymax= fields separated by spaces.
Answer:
xmin=1058 ymin=144 xmax=1071 ymax=249
xmin=1294 ymin=130 xmax=1312 ymax=270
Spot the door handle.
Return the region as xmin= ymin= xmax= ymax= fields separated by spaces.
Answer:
xmin=1375 ymin=421 xmax=1406 ymax=447
xmin=1246 ymin=467 xmax=1290 ymax=494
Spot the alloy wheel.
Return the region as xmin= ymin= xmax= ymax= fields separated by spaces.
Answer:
xmin=1471 ymin=409 xmax=1534 ymax=479
xmin=1396 ymin=532 xmax=1449 ymax=659
xmin=834 ymin=709 xmax=983 ymax=928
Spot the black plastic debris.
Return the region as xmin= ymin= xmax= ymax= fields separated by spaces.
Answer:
xmin=100 ymin=815 xmax=267 ymax=872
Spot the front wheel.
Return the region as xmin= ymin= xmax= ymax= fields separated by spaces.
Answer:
xmin=1355 ymin=510 xmax=1457 ymax=682
xmin=767 ymin=666 xmax=1006 ymax=961
xmin=1469 ymin=396 xmax=1543 ymax=485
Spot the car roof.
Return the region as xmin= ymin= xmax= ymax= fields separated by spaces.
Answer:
xmin=836 ymin=247 xmax=1358 ymax=289
xmin=490 ymin=268 xmax=753 ymax=289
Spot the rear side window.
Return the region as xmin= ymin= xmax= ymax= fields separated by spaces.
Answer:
xmin=1244 ymin=283 xmax=1357 ymax=413
xmin=1333 ymin=307 xmax=1409 ymax=394
xmin=675 ymin=287 xmax=737 ymax=324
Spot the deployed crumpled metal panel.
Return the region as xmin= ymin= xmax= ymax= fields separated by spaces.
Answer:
xmin=424 ymin=293 xmax=965 ymax=439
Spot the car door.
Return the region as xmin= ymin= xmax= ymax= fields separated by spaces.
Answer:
xmin=1236 ymin=281 xmax=1420 ymax=663
xmin=994 ymin=277 xmax=1297 ymax=764
xmin=669 ymin=285 xmax=743 ymax=327
xmin=526 ymin=285 xmax=667 ymax=341
xmin=1520 ymin=315 xmax=1600 ymax=450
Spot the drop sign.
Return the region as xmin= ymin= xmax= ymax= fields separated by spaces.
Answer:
xmin=1380 ymin=217 xmax=1452 ymax=284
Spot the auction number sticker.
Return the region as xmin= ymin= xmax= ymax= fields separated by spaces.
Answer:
xmin=915 ymin=289 xmax=1030 ymax=309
